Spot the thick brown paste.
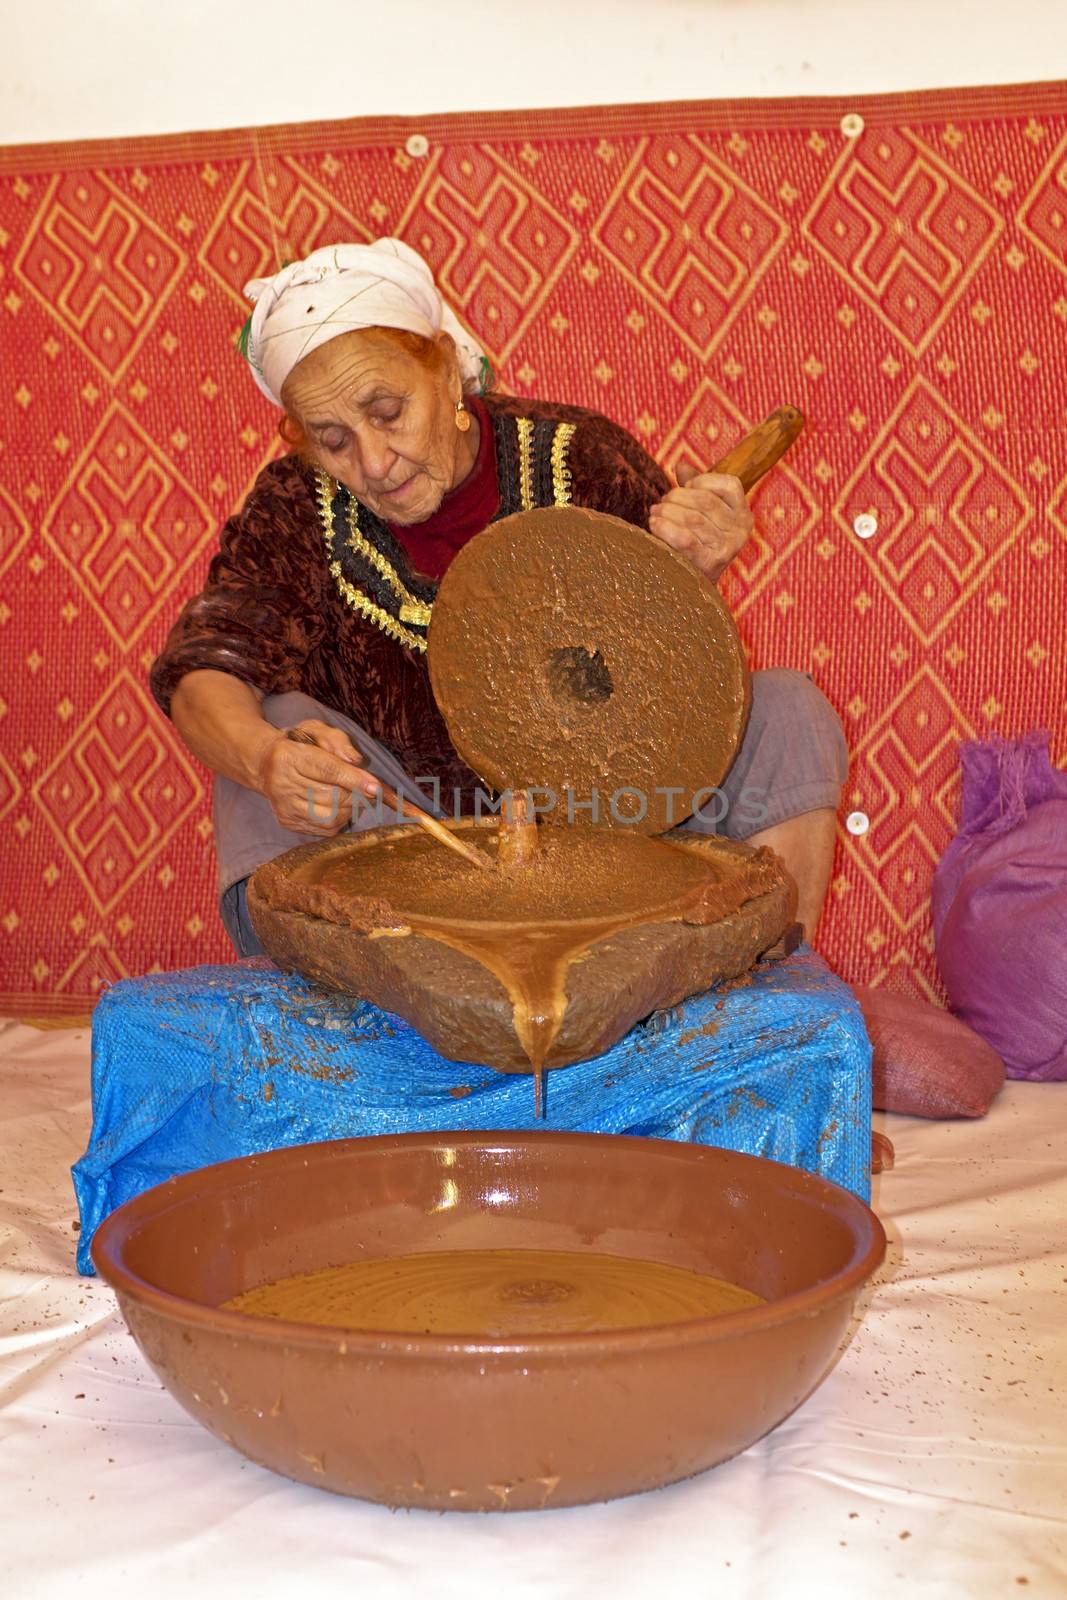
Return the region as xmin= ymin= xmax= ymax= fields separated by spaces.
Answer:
xmin=224 ymin=1248 xmax=765 ymax=1336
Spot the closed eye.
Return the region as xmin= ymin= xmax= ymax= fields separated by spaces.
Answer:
xmin=370 ymin=402 xmax=404 ymax=427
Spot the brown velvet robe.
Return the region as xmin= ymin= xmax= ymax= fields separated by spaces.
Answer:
xmin=150 ymin=395 xmax=671 ymax=810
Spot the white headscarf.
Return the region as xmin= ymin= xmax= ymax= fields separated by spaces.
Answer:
xmin=240 ymin=238 xmax=488 ymax=406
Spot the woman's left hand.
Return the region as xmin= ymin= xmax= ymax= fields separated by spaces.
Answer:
xmin=648 ymin=464 xmax=754 ymax=581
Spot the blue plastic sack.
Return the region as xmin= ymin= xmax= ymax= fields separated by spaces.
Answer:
xmin=72 ymin=950 xmax=871 ymax=1274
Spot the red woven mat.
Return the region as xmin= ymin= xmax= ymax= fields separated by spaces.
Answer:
xmin=2 ymin=84 xmax=1065 ymax=1016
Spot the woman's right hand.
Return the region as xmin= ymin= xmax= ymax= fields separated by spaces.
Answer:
xmin=256 ymin=719 xmax=382 ymax=835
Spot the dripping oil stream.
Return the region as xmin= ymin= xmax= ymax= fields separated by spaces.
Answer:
xmin=295 ymin=827 xmax=720 ymax=1117
xmin=414 ymin=901 xmax=689 ymax=1117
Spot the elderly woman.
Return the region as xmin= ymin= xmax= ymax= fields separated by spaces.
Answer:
xmin=151 ymin=238 xmax=846 ymax=955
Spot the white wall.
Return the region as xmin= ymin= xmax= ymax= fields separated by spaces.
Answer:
xmin=4 ymin=0 xmax=1067 ymax=146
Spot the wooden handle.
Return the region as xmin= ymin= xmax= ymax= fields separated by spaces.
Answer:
xmin=378 ymin=782 xmax=491 ymax=872
xmin=285 ymin=727 xmax=489 ymax=872
xmin=710 ymin=405 xmax=805 ymax=494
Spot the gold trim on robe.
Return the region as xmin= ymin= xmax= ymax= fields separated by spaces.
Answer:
xmin=550 ymin=422 xmax=576 ymax=506
xmin=314 ymin=415 xmax=578 ymax=651
xmin=516 ymin=417 xmax=536 ymax=512
xmin=314 ymin=470 xmax=430 ymax=654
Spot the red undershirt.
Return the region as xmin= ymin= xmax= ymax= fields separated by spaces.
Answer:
xmin=384 ymin=396 xmax=498 ymax=580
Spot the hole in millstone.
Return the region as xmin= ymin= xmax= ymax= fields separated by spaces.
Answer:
xmin=547 ymin=646 xmax=614 ymax=706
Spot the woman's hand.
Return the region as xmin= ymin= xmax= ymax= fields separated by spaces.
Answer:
xmin=256 ymin=719 xmax=381 ymax=836
xmin=648 ymin=463 xmax=754 ymax=581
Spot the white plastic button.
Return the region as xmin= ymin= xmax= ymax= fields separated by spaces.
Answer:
xmin=405 ymin=134 xmax=429 ymax=158
xmin=853 ymin=512 xmax=878 ymax=540
xmin=846 ymin=811 xmax=870 ymax=836
xmin=840 ymin=113 xmax=865 ymax=139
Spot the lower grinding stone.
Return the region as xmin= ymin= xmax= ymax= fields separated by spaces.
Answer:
xmin=249 ymin=823 xmax=795 ymax=1073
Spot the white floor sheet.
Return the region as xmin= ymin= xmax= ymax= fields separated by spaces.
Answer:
xmin=1 ymin=1017 xmax=1064 ymax=1599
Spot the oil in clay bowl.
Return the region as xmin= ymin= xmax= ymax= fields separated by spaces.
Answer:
xmin=91 ymin=1132 xmax=885 ymax=1512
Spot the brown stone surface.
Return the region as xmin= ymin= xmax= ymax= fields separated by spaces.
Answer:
xmin=248 ymin=823 xmax=795 ymax=1073
xmin=426 ymin=506 xmax=749 ymax=833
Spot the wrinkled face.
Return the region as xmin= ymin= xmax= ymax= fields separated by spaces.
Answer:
xmin=281 ymin=329 xmax=474 ymax=525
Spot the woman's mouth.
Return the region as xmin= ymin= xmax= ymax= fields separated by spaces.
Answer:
xmin=380 ymin=474 xmax=419 ymax=501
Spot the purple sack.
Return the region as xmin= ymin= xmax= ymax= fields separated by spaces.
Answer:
xmin=932 ymin=731 xmax=1067 ymax=1081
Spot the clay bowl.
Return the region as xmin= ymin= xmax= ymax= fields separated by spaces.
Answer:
xmin=92 ymin=1131 xmax=885 ymax=1512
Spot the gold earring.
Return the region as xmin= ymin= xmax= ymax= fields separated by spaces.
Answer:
xmin=454 ymin=400 xmax=472 ymax=433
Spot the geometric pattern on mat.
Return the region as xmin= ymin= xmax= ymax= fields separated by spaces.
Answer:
xmin=1 ymin=82 xmax=1065 ymax=1015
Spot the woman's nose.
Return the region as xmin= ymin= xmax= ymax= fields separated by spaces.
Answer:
xmin=354 ymin=430 xmax=396 ymax=485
